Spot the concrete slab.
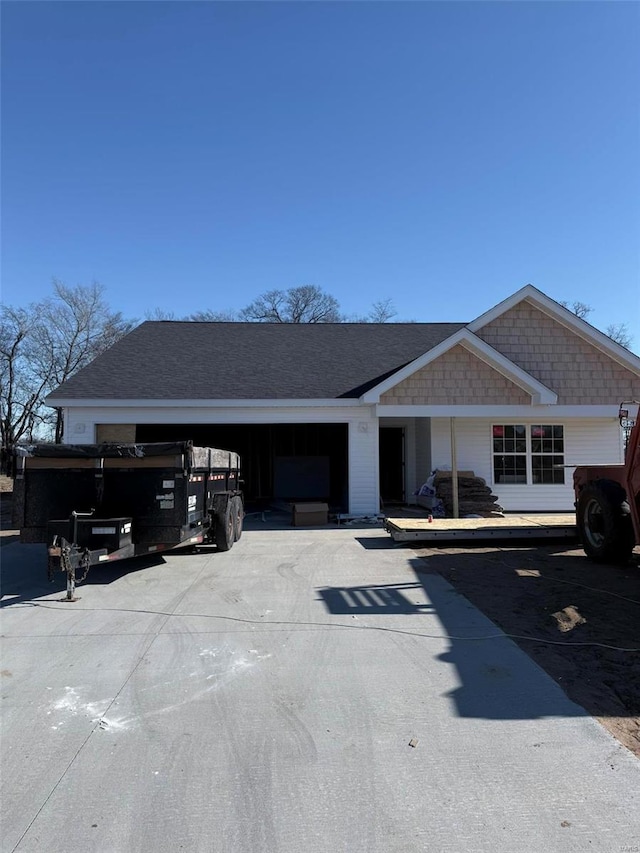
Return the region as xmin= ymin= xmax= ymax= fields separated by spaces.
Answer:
xmin=1 ymin=527 xmax=638 ymax=853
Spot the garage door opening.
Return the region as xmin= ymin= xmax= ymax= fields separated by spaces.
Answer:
xmin=135 ymin=423 xmax=349 ymax=512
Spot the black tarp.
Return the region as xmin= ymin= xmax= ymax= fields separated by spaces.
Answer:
xmin=14 ymin=442 xmax=240 ymax=472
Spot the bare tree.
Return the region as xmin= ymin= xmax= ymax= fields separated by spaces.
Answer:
xmin=367 ymin=298 xmax=397 ymax=323
xmin=560 ymin=298 xmax=633 ymax=349
xmin=239 ymin=285 xmax=342 ymax=323
xmin=187 ymin=309 xmax=239 ymax=322
xmin=0 ymin=306 xmax=51 ymax=453
xmin=31 ymin=281 xmax=135 ymax=442
xmin=170 ymin=287 xmax=400 ymax=324
xmin=605 ymin=323 xmax=633 ymax=350
xmin=1 ymin=281 xmax=134 ymax=449
xmin=347 ymin=298 xmax=398 ymax=323
xmin=144 ymin=307 xmax=177 ymax=321
xmin=560 ymin=300 xmax=593 ymax=320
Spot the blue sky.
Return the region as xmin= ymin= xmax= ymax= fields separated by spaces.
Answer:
xmin=2 ymin=1 xmax=639 ymax=347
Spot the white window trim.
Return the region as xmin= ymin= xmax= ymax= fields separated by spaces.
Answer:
xmin=491 ymin=423 xmax=566 ymax=487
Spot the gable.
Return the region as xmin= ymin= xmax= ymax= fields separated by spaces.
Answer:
xmin=379 ymin=345 xmax=532 ymax=405
xmin=475 ymin=300 xmax=640 ymax=405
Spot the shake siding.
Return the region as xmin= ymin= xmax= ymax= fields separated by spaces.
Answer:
xmin=430 ymin=417 xmax=622 ymax=512
xmin=476 ymin=300 xmax=640 ymax=404
xmin=379 ymin=345 xmax=530 ymax=405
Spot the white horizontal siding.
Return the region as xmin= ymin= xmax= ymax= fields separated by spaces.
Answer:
xmin=414 ymin=418 xmax=432 ymax=497
xmin=63 ymin=403 xmax=380 ymax=516
xmin=64 ymin=405 xmax=370 ymax=433
xmin=430 ymin=417 xmax=623 ymax=512
xmin=348 ymin=420 xmax=380 ymax=515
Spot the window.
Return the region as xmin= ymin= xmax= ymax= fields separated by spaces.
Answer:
xmin=492 ymin=424 xmax=565 ymax=485
xmin=493 ymin=425 xmax=527 ymax=484
xmin=531 ymin=424 xmax=564 ymax=484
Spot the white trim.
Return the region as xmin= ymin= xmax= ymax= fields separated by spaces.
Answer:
xmin=490 ymin=422 xmax=566 ymax=487
xmin=45 ymin=397 xmax=360 ymax=409
xmin=377 ymin=404 xmax=621 ymax=418
xmin=361 ymin=328 xmax=557 ymax=404
xmin=467 ymin=284 xmax=640 ymax=374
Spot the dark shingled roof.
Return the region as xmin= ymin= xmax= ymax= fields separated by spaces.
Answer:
xmin=49 ymin=321 xmax=468 ymax=400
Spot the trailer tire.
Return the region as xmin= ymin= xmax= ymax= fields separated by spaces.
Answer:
xmin=232 ymin=496 xmax=243 ymax=542
xmin=215 ymin=501 xmax=235 ymax=552
xmin=577 ymin=481 xmax=634 ymax=564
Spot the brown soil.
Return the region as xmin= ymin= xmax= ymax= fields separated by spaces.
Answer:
xmin=414 ymin=542 xmax=640 ymax=757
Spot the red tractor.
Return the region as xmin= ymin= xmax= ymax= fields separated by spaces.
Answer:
xmin=574 ymin=403 xmax=640 ymax=563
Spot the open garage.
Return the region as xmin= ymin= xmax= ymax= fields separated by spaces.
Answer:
xmin=135 ymin=422 xmax=349 ymax=511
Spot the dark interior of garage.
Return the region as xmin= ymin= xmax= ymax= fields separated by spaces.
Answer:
xmin=136 ymin=423 xmax=349 ymax=512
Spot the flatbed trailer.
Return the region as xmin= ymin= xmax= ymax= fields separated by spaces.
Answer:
xmin=384 ymin=514 xmax=577 ymax=543
xmin=12 ymin=441 xmax=243 ymax=599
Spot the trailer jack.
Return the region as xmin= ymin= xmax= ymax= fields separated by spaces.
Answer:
xmin=47 ymin=510 xmax=95 ymax=601
xmin=47 ymin=537 xmax=92 ymax=601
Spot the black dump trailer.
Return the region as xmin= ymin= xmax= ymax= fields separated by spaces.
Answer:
xmin=12 ymin=441 xmax=243 ymax=599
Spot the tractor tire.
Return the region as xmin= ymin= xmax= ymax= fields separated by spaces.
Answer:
xmin=215 ymin=501 xmax=235 ymax=552
xmin=232 ymin=496 xmax=243 ymax=542
xmin=576 ymin=481 xmax=634 ymax=564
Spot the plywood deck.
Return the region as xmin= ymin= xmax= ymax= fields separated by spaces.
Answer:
xmin=385 ymin=514 xmax=577 ymax=542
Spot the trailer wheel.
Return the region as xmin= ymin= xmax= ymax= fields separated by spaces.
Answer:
xmin=577 ymin=482 xmax=634 ymax=564
xmin=232 ymin=496 xmax=243 ymax=542
xmin=215 ymin=502 xmax=235 ymax=552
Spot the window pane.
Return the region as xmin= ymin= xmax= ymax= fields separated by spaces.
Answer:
xmin=492 ymin=425 xmax=527 ymax=484
xmin=532 ymin=454 xmax=565 ymax=484
xmin=493 ymin=454 xmax=527 ymax=484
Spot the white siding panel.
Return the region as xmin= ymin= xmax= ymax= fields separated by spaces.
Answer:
xmin=65 ymin=405 xmax=369 ymax=429
xmin=349 ymin=419 xmax=380 ymax=515
xmin=415 ymin=418 xmax=432 ymax=494
xmin=430 ymin=417 xmax=623 ymax=512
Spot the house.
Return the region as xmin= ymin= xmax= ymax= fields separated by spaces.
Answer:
xmin=46 ymin=285 xmax=640 ymax=515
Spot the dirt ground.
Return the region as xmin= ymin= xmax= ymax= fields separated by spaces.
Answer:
xmin=414 ymin=541 xmax=640 ymax=757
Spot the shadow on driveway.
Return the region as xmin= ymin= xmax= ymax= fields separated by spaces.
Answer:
xmin=318 ymin=542 xmax=640 ymax=742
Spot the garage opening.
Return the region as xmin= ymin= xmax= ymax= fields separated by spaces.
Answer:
xmin=135 ymin=423 xmax=349 ymax=512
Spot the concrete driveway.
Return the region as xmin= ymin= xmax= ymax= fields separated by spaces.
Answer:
xmin=2 ymin=523 xmax=639 ymax=853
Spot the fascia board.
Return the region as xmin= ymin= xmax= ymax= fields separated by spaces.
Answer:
xmin=361 ymin=328 xmax=556 ymax=404
xmin=468 ymin=284 xmax=640 ymax=375
xmin=376 ymin=404 xmax=621 ymax=418
xmin=44 ymin=397 xmax=362 ymax=409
